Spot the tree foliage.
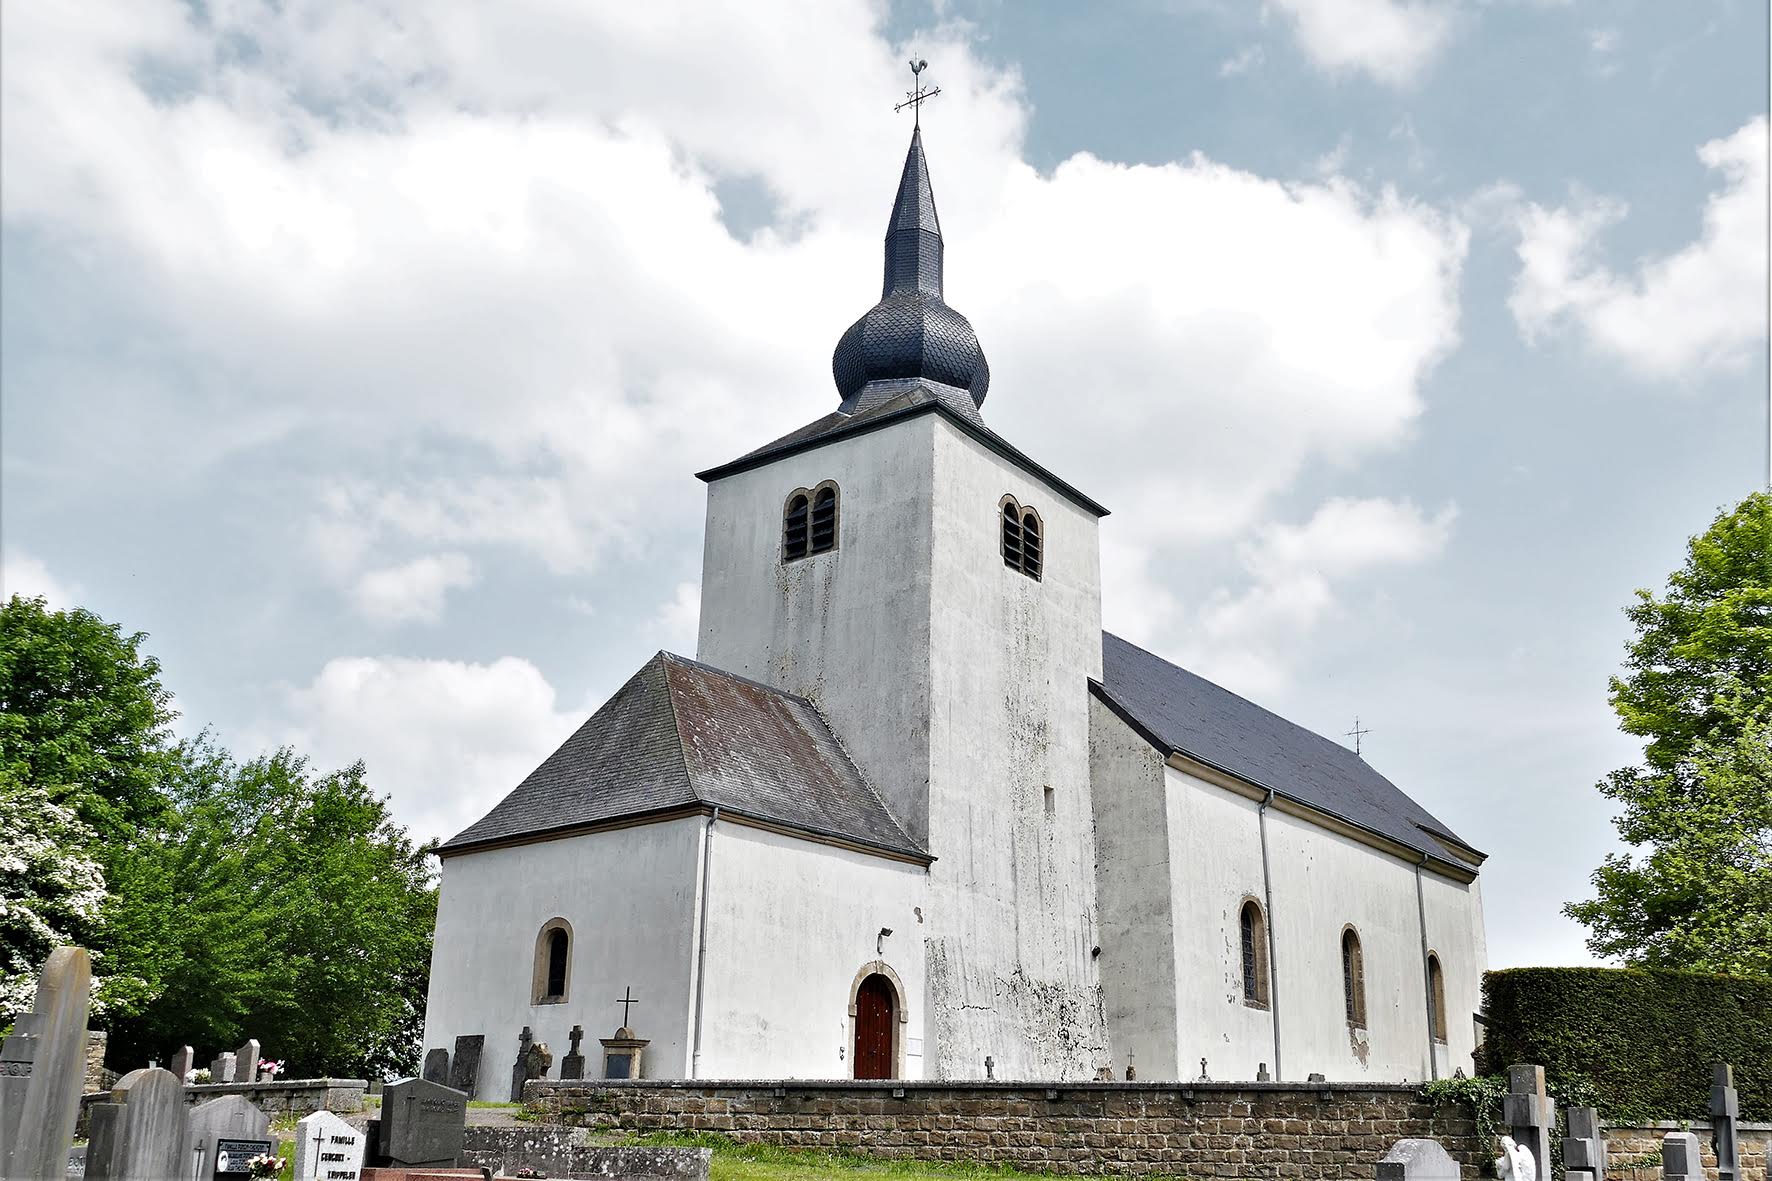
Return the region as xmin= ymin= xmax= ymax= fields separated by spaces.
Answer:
xmin=1565 ymin=493 xmax=1772 ymax=976
xmin=0 ymin=594 xmax=437 ymax=1075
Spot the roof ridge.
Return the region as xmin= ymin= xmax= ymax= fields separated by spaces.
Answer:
xmin=798 ymin=693 xmax=927 ymax=859
xmin=654 ymin=651 xmax=701 ymax=809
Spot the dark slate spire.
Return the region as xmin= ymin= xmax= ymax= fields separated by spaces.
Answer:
xmin=833 ymin=128 xmax=990 ymax=414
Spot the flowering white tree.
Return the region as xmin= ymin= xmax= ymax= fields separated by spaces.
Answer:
xmin=0 ymin=779 xmax=106 ymax=1022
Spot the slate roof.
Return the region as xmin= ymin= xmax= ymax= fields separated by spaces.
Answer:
xmin=695 ymin=383 xmax=1110 ymax=518
xmin=441 ymin=651 xmax=927 ymax=861
xmin=1094 ymin=632 xmax=1483 ymax=870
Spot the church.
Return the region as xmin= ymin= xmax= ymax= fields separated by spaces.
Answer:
xmin=420 ymin=122 xmax=1488 ymax=1092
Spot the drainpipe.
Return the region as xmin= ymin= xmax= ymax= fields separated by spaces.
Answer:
xmin=690 ymin=806 xmax=720 ymax=1078
xmin=1414 ymin=856 xmax=1438 ymax=1081
xmin=1257 ymin=788 xmax=1282 ymax=1082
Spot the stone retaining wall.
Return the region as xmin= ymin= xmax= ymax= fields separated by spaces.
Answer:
xmin=1603 ymin=1121 xmax=1769 ymax=1181
xmin=524 ymin=1079 xmax=1488 ymax=1177
xmin=459 ymin=1127 xmax=709 ymax=1179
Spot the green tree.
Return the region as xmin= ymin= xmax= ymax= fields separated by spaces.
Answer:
xmin=1565 ymin=493 xmax=1772 ymax=975
xmin=0 ymin=595 xmax=178 ymax=839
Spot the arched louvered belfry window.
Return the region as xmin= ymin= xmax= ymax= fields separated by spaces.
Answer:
xmin=532 ymin=918 xmax=572 ymax=1004
xmin=1001 ymin=496 xmax=1043 ymax=581
xmin=1341 ymin=926 xmax=1367 ymax=1029
xmin=1239 ymin=898 xmax=1270 ymax=1008
xmin=811 ymin=486 xmax=837 ymax=554
xmin=1427 ymin=953 xmax=1448 ymax=1043
xmin=783 ymin=493 xmax=810 ymax=561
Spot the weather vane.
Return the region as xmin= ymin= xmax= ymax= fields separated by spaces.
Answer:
xmin=894 ymin=59 xmax=941 ymax=127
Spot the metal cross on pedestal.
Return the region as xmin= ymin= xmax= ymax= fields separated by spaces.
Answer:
xmin=1346 ymin=717 xmax=1372 ymax=756
xmin=615 ymin=986 xmax=639 ymax=1029
xmin=894 ymin=59 xmax=941 ymax=127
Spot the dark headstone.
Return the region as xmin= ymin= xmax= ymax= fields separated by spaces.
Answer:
xmin=422 ymin=1048 xmax=450 ymax=1085
xmin=186 ymin=1094 xmax=270 ymax=1181
xmin=509 ymin=1027 xmax=532 ymax=1103
xmin=380 ymin=1077 xmax=467 ymax=1167
xmin=448 ymin=1035 xmax=483 ymax=1098
xmin=1504 ymin=1064 xmax=1554 ymax=1181
xmin=1563 ymin=1106 xmax=1606 ymax=1181
xmin=84 ymin=1105 xmax=121 ymax=1181
xmin=1663 ymin=1132 xmax=1701 ymax=1180
xmin=560 ymin=1025 xmax=586 ymax=1081
xmin=1713 ymin=1062 xmax=1740 ymax=1181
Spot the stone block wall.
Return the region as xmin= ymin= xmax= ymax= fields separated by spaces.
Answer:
xmin=525 ymin=1079 xmax=1488 ymax=1177
xmin=1603 ymin=1121 xmax=1769 ymax=1181
xmin=460 ymin=1127 xmax=710 ymax=1179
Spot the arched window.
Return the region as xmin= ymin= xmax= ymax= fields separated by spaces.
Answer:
xmin=532 ymin=918 xmax=572 ymax=1004
xmin=1427 ymin=953 xmax=1448 ymax=1043
xmin=1341 ymin=927 xmax=1366 ymax=1029
xmin=783 ymin=483 xmax=839 ymax=563
xmin=1001 ymin=496 xmax=1043 ymax=581
xmin=1239 ymin=899 xmax=1270 ymax=1008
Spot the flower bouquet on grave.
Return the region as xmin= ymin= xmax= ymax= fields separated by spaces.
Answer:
xmin=513 ymin=1168 xmax=546 ymax=1179
xmin=258 ymin=1058 xmax=284 ymax=1080
xmin=245 ymin=1154 xmax=282 ymax=1179
xmin=190 ymin=1068 xmax=212 ymax=1084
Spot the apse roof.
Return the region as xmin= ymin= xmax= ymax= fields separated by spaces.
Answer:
xmin=1093 ymin=632 xmax=1483 ymax=871
xmin=441 ymin=651 xmax=927 ymax=862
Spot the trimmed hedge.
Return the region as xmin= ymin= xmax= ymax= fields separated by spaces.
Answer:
xmin=1476 ymin=967 xmax=1770 ymax=1122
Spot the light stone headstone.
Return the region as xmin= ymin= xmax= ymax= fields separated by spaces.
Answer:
xmin=1562 ymin=1106 xmax=1606 ymax=1181
xmin=107 ymin=1067 xmax=187 ymax=1181
xmin=210 ymin=1052 xmax=236 ymax=1085
xmin=422 ymin=1047 xmax=449 ymax=1084
xmin=448 ymin=1035 xmax=483 ymax=1098
xmin=170 ymin=1046 xmax=194 ymax=1083
xmin=1662 ymin=1131 xmax=1702 ymax=1180
xmin=292 ymin=1109 xmax=365 ymax=1181
xmin=232 ymin=1040 xmax=260 ymax=1084
xmin=1 ymin=946 xmax=94 ymax=1181
xmin=0 ymin=1013 xmax=43 ymax=1163
xmin=379 ymin=1077 xmax=467 ymax=1167
xmin=185 ymin=1093 xmax=270 ymax=1181
xmin=1377 ymin=1138 xmax=1461 ymax=1181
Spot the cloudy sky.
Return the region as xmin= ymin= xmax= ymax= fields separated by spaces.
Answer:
xmin=2 ymin=0 xmax=1766 ymax=970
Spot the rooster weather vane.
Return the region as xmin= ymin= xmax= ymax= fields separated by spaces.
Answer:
xmin=894 ymin=59 xmax=941 ymax=126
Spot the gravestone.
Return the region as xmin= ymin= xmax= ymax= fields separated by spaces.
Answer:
xmin=1503 ymin=1064 xmax=1553 ymax=1181
xmin=0 ymin=1013 xmax=42 ymax=1163
xmin=107 ymin=1068 xmax=187 ymax=1181
xmin=1 ymin=946 xmax=94 ymax=1181
xmin=210 ymin=1052 xmax=236 ymax=1085
xmin=170 ymin=1046 xmax=195 ymax=1083
xmin=65 ymin=1146 xmax=86 ymax=1179
xmin=448 ymin=1035 xmax=483 ymax=1098
xmin=1713 ymin=1062 xmax=1740 ymax=1181
xmin=232 ymin=1039 xmax=260 ymax=1084
xmin=186 ymin=1094 xmax=271 ymax=1181
xmin=84 ymin=1103 xmax=122 ymax=1181
xmin=1662 ymin=1131 xmax=1702 ymax=1180
xmin=1562 ymin=1106 xmax=1606 ymax=1181
xmin=524 ymin=1041 xmax=553 ymax=1085
xmin=509 ymin=1027 xmax=533 ymax=1102
xmin=1377 ymin=1138 xmax=1460 ymax=1181
xmin=292 ymin=1109 xmax=365 ymax=1181
xmin=560 ymin=1025 xmax=586 ymax=1081
xmin=422 ymin=1047 xmax=450 ymax=1085
xmin=379 ymin=1077 xmax=467 ymax=1168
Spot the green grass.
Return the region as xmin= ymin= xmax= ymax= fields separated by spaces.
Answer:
xmin=628 ymin=1132 xmax=1198 ymax=1180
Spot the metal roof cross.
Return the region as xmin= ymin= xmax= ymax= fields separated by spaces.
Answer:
xmin=1346 ymin=717 xmax=1373 ymax=756
xmin=894 ymin=59 xmax=941 ymax=127
xmin=615 ymin=985 xmax=639 ymax=1029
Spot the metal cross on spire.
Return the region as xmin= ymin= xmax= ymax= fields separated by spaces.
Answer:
xmin=894 ymin=59 xmax=941 ymax=127
xmin=1346 ymin=717 xmax=1373 ymax=756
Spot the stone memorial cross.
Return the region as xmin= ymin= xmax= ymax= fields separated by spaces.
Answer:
xmin=1562 ymin=1106 xmax=1606 ymax=1181
xmin=1503 ymin=1064 xmax=1554 ymax=1181
xmin=1713 ymin=1062 xmax=1740 ymax=1181
xmin=561 ymin=1025 xmax=586 ymax=1081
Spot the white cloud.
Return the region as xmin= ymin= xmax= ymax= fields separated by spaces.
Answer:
xmin=1509 ymin=116 xmax=1770 ymax=379
xmin=649 ymin=581 xmax=701 ymax=656
xmin=0 ymin=550 xmax=80 ymax=609
xmin=1267 ymin=0 xmax=1460 ymax=86
xmin=278 ymin=655 xmax=583 ymax=842
xmin=1219 ymin=45 xmax=1266 ymax=77
xmin=353 ymin=553 xmax=477 ymax=625
xmin=1185 ymin=497 xmax=1457 ymax=692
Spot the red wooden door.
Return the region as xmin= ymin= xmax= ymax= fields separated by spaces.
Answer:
xmin=853 ymin=974 xmax=895 ymax=1079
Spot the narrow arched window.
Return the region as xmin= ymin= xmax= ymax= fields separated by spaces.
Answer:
xmin=1001 ymin=497 xmax=1042 ymax=581
xmin=1341 ymin=927 xmax=1366 ymax=1029
xmin=1239 ymin=900 xmax=1269 ymax=1008
xmin=533 ymin=918 xmax=572 ymax=1004
xmin=783 ymin=493 xmax=810 ymax=561
xmin=811 ymin=486 xmax=837 ymax=554
xmin=1427 ymin=953 xmax=1447 ymax=1043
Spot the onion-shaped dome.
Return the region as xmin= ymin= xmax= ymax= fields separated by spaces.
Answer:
xmin=832 ymin=128 xmax=990 ymax=412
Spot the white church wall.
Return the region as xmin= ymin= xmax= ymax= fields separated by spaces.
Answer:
xmin=696 ymin=415 xmax=939 ymax=844
xmin=1163 ymin=765 xmax=1279 ymax=1083
xmin=1089 ymin=695 xmax=1180 ymax=1082
xmin=694 ymin=822 xmax=927 ymax=1079
xmin=922 ymin=418 xmax=1108 ymax=1080
xmin=1420 ymin=867 xmax=1487 ymax=1077
xmin=423 ymin=818 xmax=703 ymax=1098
